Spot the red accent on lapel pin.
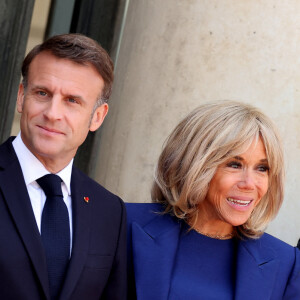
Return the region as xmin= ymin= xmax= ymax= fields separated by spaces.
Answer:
xmin=84 ymin=197 xmax=89 ymax=203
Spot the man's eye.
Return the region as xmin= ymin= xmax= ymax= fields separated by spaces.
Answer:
xmin=67 ymin=98 xmax=77 ymax=103
xmin=38 ymin=91 xmax=47 ymax=96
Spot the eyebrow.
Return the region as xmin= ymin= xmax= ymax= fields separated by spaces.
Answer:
xmin=32 ymin=85 xmax=84 ymax=102
xmin=32 ymin=85 xmax=50 ymax=92
xmin=233 ymin=156 xmax=268 ymax=163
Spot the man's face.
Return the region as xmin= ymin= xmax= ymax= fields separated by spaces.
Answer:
xmin=17 ymin=51 xmax=108 ymax=171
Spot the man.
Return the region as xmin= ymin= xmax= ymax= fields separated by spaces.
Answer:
xmin=0 ymin=34 xmax=126 ymax=299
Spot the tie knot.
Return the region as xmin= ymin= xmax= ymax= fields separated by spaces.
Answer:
xmin=37 ymin=174 xmax=63 ymax=197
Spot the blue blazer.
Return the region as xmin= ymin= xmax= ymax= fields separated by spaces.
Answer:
xmin=0 ymin=137 xmax=127 ymax=300
xmin=126 ymin=203 xmax=300 ymax=300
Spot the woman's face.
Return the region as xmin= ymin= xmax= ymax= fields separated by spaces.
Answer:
xmin=202 ymin=137 xmax=269 ymax=227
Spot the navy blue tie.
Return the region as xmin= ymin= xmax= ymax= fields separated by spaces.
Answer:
xmin=37 ymin=174 xmax=70 ymax=299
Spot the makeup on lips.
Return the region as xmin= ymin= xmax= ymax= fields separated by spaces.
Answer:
xmin=226 ymin=196 xmax=254 ymax=211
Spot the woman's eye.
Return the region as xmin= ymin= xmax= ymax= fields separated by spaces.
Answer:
xmin=257 ymin=165 xmax=269 ymax=172
xmin=226 ymin=161 xmax=242 ymax=169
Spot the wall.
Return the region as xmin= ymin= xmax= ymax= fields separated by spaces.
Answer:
xmin=95 ymin=0 xmax=300 ymax=246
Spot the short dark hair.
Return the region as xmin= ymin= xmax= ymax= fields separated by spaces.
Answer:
xmin=21 ymin=33 xmax=114 ymax=102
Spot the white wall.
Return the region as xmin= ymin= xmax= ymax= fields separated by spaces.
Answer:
xmin=96 ymin=0 xmax=300 ymax=246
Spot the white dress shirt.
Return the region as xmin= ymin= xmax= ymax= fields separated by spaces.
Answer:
xmin=12 ymin=133 xmax=73 ymax=252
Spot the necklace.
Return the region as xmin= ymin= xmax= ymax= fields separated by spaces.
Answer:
xmin=193 ymin=228 xmax=234 ymax=240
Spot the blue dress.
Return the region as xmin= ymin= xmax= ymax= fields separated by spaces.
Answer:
xmin=169 ymin=223 xmax=235 ymax=299
xmin=126 ymin=203 xmax=300 ymax=300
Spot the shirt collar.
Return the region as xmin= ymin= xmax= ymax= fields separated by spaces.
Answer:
xmin=12 ymin=133 xmax=73 ymax=195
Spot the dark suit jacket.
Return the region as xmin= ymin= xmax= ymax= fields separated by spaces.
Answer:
xmin=0 ymin=137 xmax=127 ymax=300
xmin=127 ymin=203 xmax=300 ymax=300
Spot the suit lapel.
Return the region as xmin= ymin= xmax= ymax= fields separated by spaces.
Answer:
xmin=132 ymin=213 xmax=181 ymax=300
xmin=234 ymin=237 xmax=279 ymax=300
xmin=59 ymin=168 xmax=91 ymax=300
xmin=0 ymin=138 xmax=50 ymax=299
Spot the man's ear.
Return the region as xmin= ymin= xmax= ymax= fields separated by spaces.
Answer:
xmin=89 ymin=103 xmax=109 ymax=132
xmin=16 ymin=83 xmax=25 ymax=113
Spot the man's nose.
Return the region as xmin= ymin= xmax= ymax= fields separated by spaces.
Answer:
xmin=43 ymin=97 xmax=63 ymax=120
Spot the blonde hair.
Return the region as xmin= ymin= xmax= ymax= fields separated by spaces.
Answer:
xmin=152 ymin=100 xmax=284 ymax=239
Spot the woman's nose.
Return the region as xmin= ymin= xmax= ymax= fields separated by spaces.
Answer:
xmin=237 ymin=169 xmax=255 ymax=190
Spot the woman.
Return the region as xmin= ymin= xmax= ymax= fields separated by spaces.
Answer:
xmin=126 ymin=101 xmax=300 ymax=300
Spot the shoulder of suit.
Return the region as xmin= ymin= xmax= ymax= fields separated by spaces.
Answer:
xmin=72 ymin=166 xmax=124 ymax=207
xmin=0 ymin=137 xmax=18 ymax=169
xmin=126 ymin=202 xmax=164 ymax=215
xmin=125 ymin=202 xmax=174 ymax=226
xmin=72 ymin=166 xmax=111 ymax=192
xmin=257 ymin=232 xmax=295 ymax=250
xmin=243 ymin=231 xmax=298 ymax=266
xmin=261 ymin=233 xmax=300 ymax=273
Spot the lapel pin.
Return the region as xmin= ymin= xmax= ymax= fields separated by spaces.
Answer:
xmin=84 ymin=197 xmax=89 ymax=203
